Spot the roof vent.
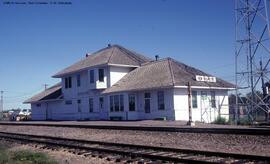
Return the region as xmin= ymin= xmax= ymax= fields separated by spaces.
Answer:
xmin=108 ymin=44 xmax=111 ymax=47
xmin=86 ymin=53 xmax=89 ymax=58
xmin=155 ymin=55 xmax=159 ymax=61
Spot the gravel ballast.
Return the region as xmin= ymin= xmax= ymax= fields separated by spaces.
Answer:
xmin=0 ymin=125 xmax=269 ymax=156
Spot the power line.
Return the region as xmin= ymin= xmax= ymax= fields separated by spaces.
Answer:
xmin=0 ymin=85 xmax=45 ymax=110
xmin=207 ymin=63 xmax=234 ymax=70
xmin=2 ymin=85 xmax=44 ymax=94
xmin=3 ymin=86 xmax=44 ymax=99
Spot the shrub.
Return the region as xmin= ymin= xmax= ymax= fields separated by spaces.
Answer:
xmin=238 ymin=117 xmax=252 ymax=125
xmin=213 ymin=116 xmax=228 ymax=125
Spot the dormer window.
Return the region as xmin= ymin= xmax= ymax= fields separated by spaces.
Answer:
xmin=76 ymin=74 xmax=81 ymax=87
xmin=65 ymin=77 xmax=72 ymax=89
xmin=98 ymin=69 xmax=104 ymax=82
xmin=90 ymin=70 xmax=94 ymax=83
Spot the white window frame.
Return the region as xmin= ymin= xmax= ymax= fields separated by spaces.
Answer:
xmin=192 ymin=91 xmax=198 ymax=108
xmin=128 ymin=94 xmax=136 ymax=111
xmin=157 ymin=91 xmax=165 ymax=110
xmin=77 ymin=99 xmax=81 ymax=112
xmin=210 ymin=91 xmax=216 ymax=108
xmin=89 ymin=70 xmax=95 ymax=84
xmin=110 ymin=94 xmax=124 ymax=112
xmin=98 ymin=68 xmax=105 ymax=82
xmin=144 ymin=92 xmax=151 ymax=113
xmin=77 ymin=74 xmax=81 ymax=87
xmin=65 ymin=76 xmax=72 ymax=89
xmin=99 ymin=97 xmax=104 ymax=109
xmin=89 ymin=98 xmax=94 ymax=112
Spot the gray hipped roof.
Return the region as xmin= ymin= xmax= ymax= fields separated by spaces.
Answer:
xmin=53 ymin=45 xmax=151 ymax=78
xmin=103 ymin=58 xmax=235 ymax=94
xmin=24 ymin=83 xmax=62 ymax=103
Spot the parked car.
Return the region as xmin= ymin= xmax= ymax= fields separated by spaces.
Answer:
xmin=19 ymin=109 xmax=31 ymax=116
xmin=9 ymin=109 xmax=31 ymax=121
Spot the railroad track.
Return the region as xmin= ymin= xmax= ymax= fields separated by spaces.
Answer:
xmin=0 ymin=131 xmax=269 ymax=163
xmin=0 ymin=122 xmax=270 ymax=135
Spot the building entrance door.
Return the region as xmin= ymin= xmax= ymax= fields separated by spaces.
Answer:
xmin=144 ymin=93 xmax=151 ymax=113
xmin=46 ymin=103 xmax=52 ymax=120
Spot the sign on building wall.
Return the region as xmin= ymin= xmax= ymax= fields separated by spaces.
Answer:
xmin=195 ymin=75 xmax=216 ymax=83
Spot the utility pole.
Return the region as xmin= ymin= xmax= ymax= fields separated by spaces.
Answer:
xmin=0 ymin=91 xmax=3 ymax=120
xmin=44 ymin=84 xmax=48 ymax=91
xmin=187 ymin=82 xmax=194 ymax=126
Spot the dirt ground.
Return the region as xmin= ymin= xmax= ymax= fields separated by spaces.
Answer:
xmin=0 ymin=125 xmax=269 ymax=157
xmin=0 ymin=139 xmax=110 ymax=164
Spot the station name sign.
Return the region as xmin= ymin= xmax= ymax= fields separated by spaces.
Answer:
xmin=195 ymin=75 xmax=216 ymax=83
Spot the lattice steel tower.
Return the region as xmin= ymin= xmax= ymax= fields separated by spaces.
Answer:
xmin=235 ymin=0 xmax=270 ymax=123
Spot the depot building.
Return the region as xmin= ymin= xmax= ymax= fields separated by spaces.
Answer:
xmin=24 ymin=45 xmax=234 ymax=123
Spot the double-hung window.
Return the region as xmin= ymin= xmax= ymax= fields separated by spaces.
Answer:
xmin=68 ymin=77 xmax=72 ymax=88
xmin=129 ymin=94 xmax=136 ymax=111
xmin=65 ymin=77 xmax=72 ymax=88
xmin=99 ymin=97 xmax=104 ymax=109
xmin=77 ymin=99 xmax=81 ymax=112
xmin=77 ymin=74 xmax=81 ymax=87
xmin=210 ymin=91 xmax=216 ymax=108
xmin=144 ymin=93 xmax=151 ymax=113
xmin=65 ymin=78 xmax=68 ymax=89
xmin=157 ymin=91 xmax=165 ymax=110
xmin=89 ymin=98 xmax=93 ymax=112
xmin=110 ymin=95 xmax=124 ymax=112
xmin=110 ymin=96 xmax=114 ymax=112
xmin=120 ymin=95 xmax=124 ymax=111
xmin=90 ymin=70 xmax=94 ymax=83
xmin=114 ymin=95 xmax=120 ymax=111
xmin=98 ymin=69 xmax=104 ymax=82
xmin=192 ymin=91 xmax=198 ymax=108
xmin=201 ymin=91 xmax=207 ymax=100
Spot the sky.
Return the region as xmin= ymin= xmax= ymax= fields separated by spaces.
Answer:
xmin=0 ymin=0 xmax=235 ymax=110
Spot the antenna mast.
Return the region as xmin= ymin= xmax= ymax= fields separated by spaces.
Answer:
xmin=235 ymin=0 xmax=270 ymax=123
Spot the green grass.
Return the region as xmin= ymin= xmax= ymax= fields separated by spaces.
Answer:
xmin=0 ymin=147 xmax=9 ymax=164
xmin=0 ymin=146 xmax=57 ymax=164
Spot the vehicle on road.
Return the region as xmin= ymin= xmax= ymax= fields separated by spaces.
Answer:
xmin=9 ymin=109 xmax=31 ymax=121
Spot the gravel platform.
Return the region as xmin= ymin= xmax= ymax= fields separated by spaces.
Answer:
xmin=0 ymin=120 xmax=253 ymax=129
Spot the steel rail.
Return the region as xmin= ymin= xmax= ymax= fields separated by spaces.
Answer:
xmin=0 ymin=122 xmax=269 ymax=135
xmin=0 ymin=131 xmax=269 ymax=163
